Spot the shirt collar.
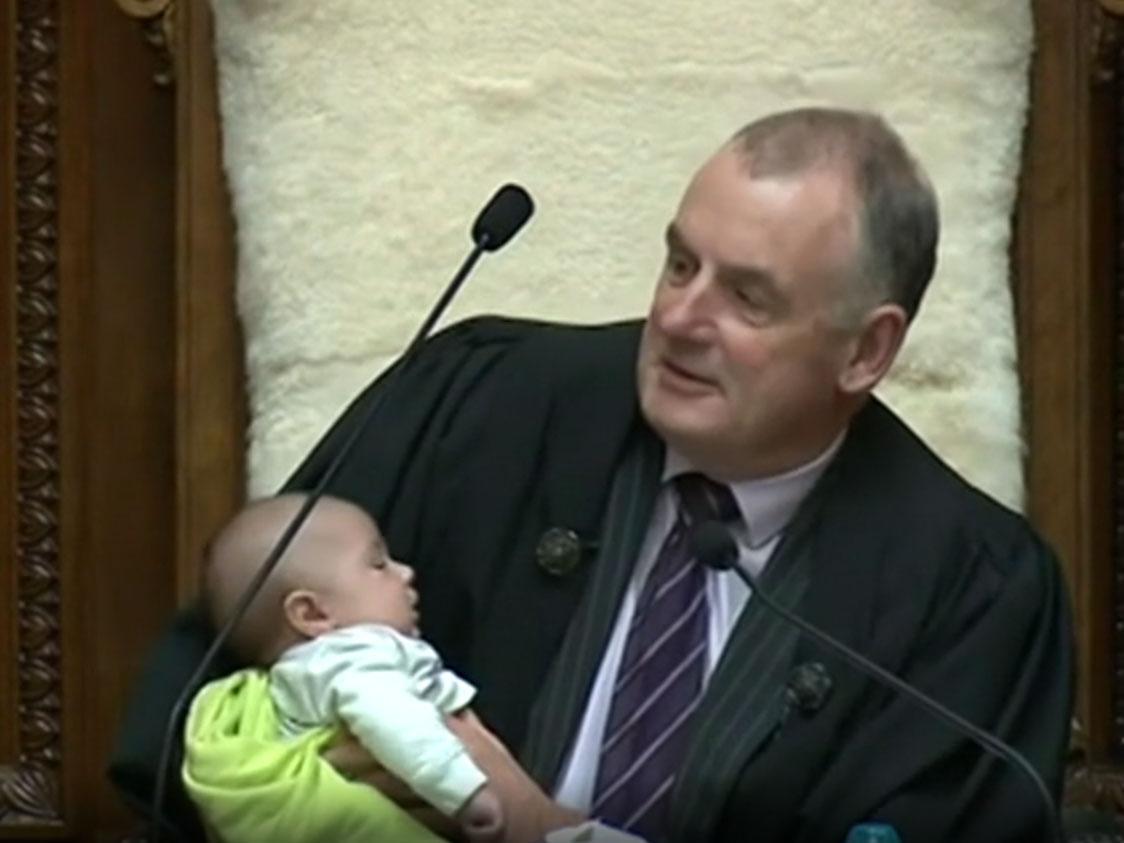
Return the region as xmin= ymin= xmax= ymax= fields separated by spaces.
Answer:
xmin=662 ymin=431 xmax=846 ymax=549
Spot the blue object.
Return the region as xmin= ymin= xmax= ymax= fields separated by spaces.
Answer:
xmin=844 ymin=823 xmax=902 ymax=843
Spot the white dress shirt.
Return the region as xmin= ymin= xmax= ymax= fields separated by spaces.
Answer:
xmin=552 ymin=435 xmax=844 ymax=815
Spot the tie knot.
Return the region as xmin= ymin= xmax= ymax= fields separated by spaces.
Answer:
xmin=673 ymin=472 xmax=739 ymax=526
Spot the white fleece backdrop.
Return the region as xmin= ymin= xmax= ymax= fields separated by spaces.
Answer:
xmin=210 ymin=0 xmax=1033 ymax=508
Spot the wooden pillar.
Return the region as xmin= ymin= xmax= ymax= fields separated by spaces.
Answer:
xmin=1 ymin=1 xmax=180 ymax=837
xmin=1017 ymin=0 xmax=1124 ymax=812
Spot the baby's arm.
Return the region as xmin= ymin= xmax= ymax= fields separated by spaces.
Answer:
xmin=330 ymin=663 xmax=488 ymax=819
xmin=272 ymin=630 xmax=503 ymax=838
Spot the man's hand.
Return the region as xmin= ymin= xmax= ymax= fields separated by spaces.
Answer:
xmin=445 ymin=710 xmax=584 ymax=843
xmin=322 ymin=712 xmax=584 ymax=843
xmin=321 ymin=735 xmax=461 ymax=840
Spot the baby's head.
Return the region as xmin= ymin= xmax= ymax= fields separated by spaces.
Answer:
xmin=203 ymin=493 xmax=419 ymax=665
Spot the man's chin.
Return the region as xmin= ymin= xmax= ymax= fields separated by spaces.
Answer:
xmin=640 ymin=395 xmax=726 ymax=452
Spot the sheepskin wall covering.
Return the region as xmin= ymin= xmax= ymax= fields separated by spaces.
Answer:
xmin=210 ymin=0 xmax=1032 ymax=509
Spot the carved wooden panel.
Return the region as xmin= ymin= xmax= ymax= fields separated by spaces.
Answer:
xmin=1085 ymin=0 xmax=1124 ymax=765
xmin=0 ymin=0 xmax=65 ymax=830
xmin=1116 ymin=0 xmax=1124 ymax=764
xmin=115 ymin=0 xmax=176 ymax=87
xmin=1022 ymin=0 xmax=1124 ymax=819
xmin=0 ymin=1 xmax=181 ymax=839
xmin=1088 ymin=0 xmax=1124 ymax=767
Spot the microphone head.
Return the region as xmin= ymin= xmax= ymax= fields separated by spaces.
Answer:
xmin=472 ymin=184 xmax=534 ymax=251
xmin=691 ymin=520 xmax=738 ymax=571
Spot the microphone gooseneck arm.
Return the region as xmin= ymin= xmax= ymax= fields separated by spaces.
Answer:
xmin=689 ymin=520 xmax=1063 ymax=843
xmin=149 ymin=185 xmax=534 ymax=843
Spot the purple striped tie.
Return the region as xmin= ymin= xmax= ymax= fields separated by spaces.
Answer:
xmin=591 ymin=473 xmax=739 ymax=841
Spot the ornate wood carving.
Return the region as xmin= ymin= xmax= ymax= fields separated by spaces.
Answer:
xmin=1114 ymin=0 xmax=1124 ymax=762
xmin=115 ymin=0 xmax=177 ymax=87
xmin=1069 ymin=761 xmax=1124 ymax=816
xmin=1094 ymin=1 xmax=1123 ymax=85
xmin=0 ymin=0 xmax=64 ymax=828
xmin=1069 ymin=719 xmax=1124 ymax=811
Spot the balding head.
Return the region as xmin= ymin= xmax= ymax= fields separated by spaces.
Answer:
xmin=728 ymin=107 xmax=939 ymax=326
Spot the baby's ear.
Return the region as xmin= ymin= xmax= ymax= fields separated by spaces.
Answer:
xmin=283 ymin=589 xmax=334 ymax=638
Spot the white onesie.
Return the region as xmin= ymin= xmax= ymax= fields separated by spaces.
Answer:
xmin=270 ymin=624 xmax=484 ymax=816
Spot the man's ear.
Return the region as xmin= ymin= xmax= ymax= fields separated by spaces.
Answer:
xmin=283 ymin=589 xmax=334 ymax=638
xmin=838 ymin=303 xmax=908 ymax=396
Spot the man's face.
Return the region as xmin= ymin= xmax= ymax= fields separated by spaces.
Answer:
xmin=637 ymin=147 xmax=863 ymax=479
xmin=319 ymin=515 xmax=420 ymax=637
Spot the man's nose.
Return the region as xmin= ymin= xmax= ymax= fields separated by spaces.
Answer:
xmin=658 ymin=271 xmax=715 ymax=338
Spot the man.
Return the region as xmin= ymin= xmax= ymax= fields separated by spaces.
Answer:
xmin=111 ymin=108 xmax=1072 ymax=843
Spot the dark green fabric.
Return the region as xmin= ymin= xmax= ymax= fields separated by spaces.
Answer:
xmin=669 ymin=533 xmax=814 ymax=842
xmin=519 ymin=424 xmax=664 ymax=787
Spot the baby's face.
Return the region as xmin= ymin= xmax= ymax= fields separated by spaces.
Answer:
xmin=319 ymin=517 xmax=420 ymax=636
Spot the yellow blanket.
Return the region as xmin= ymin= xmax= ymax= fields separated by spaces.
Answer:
xmin=183 ymin=669 xmax=443 ymax=843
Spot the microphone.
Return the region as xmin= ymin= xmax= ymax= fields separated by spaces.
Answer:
xmin=473 ymin=183 xmax=535 ymax=251
xmin=689 ymin=520 xmax=1063 ymax=843
xmin=148 ymin=184 xmax=534 ymax=843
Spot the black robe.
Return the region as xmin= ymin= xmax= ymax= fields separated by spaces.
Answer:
xmin=110 ymin=316 xmax=1073 ymax=843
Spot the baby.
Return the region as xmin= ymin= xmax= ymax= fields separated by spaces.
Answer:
xmin=202 ymin=492 xmax=504 ymax=842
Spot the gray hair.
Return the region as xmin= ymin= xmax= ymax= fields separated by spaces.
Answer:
xmin=730 ymin=107 xmax=939 ymax=325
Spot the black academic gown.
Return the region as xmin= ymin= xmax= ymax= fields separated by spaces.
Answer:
xmin=110 ymin=316 xmax=1073 ymax=843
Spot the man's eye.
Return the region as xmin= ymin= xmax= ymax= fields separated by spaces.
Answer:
xmin=733 ymin=285 xmax=767 ymax=309
xmin=665 ymin=252 xmax=694 ymax=277
xmin=733 ymin=290 xmax=777 ymax=324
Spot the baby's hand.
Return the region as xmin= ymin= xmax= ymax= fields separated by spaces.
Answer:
xmin=457 ymin=784 xmax=505 ymax=843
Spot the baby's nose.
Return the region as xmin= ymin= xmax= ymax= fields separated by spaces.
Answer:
xmin=396 ymin=562 xmax=415 ymax=583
